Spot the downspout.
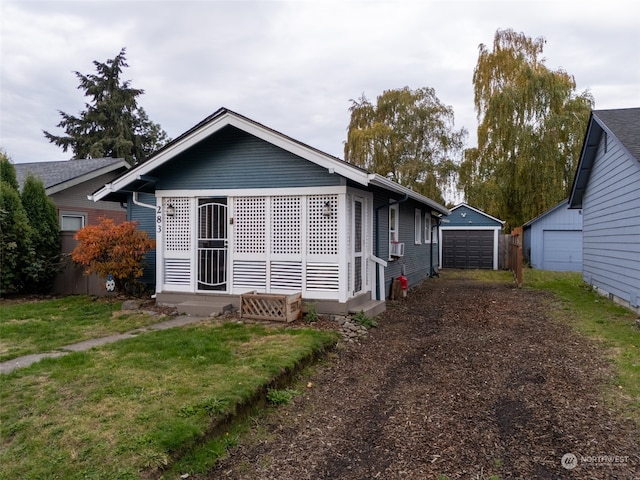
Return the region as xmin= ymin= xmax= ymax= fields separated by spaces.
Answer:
xmin=374 ymin=194 xmax=408 ymax=300
xmin=132 ymin=192 xmax=156 ymax=211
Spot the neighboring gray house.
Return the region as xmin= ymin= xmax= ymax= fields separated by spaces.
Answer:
xmin=92 ymin=108 xmax=450 ymax=316
xmin=569 ymin=108 xmax=640 ymax=313
xmin=15 ymin=158 xmax=130 ymax=295
xmin=523 ymin=199 xmax=583 ymax=272
xmin=439 ymin=203 xmax=504 ymax=270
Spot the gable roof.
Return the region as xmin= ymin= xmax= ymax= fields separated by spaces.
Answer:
xmin=91 ymin=107 xmax=450 ymax=215
xmin=569 ymin=107 xmax=640 ymax=208
xmin=447 ymin=202 xmax=505 ymax=225
xmin=523 ymin=199 xmax=570 ymax=227
xmin=14 ymin=157 xmax=130 ymax=195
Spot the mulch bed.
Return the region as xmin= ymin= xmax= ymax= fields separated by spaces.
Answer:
xmin=198 ymin=273 xmax=640 ymax=479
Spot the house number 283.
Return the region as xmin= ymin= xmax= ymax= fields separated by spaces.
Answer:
xmin=156 ymin=206 xmax=162 ymax=233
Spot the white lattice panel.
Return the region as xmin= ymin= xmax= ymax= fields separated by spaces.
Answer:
xmin=164 ymin=197 xmax=191 ymax=252
xmin=306 ymin=262 xmax=340 ymax=291
xmin=271 ymin=196 xmax=301 ymax=255
xmin=164 ymin=258 xmax=191 ymax=285
xmin=270 ymin=261 xmax=302 ymax=290
xmin=307 ymin=195 xmax=338 ymax=255
xmin=234 ymin=197 xmax=266 ymax=254
xmin=233 ymin=260 xmax=266 ymax=289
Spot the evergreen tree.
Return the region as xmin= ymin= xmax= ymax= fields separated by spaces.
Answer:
xmin=0 ymin=154 xmax=31 ymax=293
xmin=44 ymin=48 xmax=170 ymax=166
xmin=344 ymin=87 xmax=466 ymax=204
xmin=21 ymin=174 xmax=61 ymax=293
xmin=459 ymin=29 xmax=593 ymax=231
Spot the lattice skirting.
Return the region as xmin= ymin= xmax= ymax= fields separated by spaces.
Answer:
xmin=240 ymin=291 xmax=302 ymax=322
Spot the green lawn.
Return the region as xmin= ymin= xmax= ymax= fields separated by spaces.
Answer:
xmin=522 ymin=269 xmax=640 ymax=422
xmin=0 ymin=320 xmax=338 ymax=479
xmin=0 ymin=296 xmax=164 ymax=361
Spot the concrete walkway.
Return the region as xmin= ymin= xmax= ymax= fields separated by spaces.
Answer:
xmin=0 ymin=315 xmax=207 ymax=375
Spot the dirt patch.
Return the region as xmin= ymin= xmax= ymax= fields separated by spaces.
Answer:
xmin=199 ymin=273 xmax=640 ymax=479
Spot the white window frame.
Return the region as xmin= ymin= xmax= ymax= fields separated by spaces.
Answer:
xmin=424 ymin=213 xmax=432 ymax=243
xmin=414 ymin=209 xmax=422 ymax=244
xmin=60 ymin=212 xmax=86 ymax=231
xmin=389 ymin=202 xmax=399 ymax=259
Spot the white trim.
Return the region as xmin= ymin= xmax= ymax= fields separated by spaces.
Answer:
xmin=47 ymin=159 xmax=130 ymax=196
xmin=157 ymin=185 xmax=346 ymax=198
xmin=92 ymin=110 xmax=371 ymax=202
xmin=414 ymin=209 xmax=422 ymax=244
xmin=449 ymin=203 xmax=505 ymax=225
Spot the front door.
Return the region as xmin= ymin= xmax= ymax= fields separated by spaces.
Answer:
xmin=197 ymin=198 xmax=228 ymax=291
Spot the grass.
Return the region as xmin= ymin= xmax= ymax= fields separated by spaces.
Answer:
xmin=0 ymin=296 xmax=165 ymax=361
xmin=448 ymin=268 xmax=640 ymax=424
xmin=0 ymin=320 xmax=338 ymax=479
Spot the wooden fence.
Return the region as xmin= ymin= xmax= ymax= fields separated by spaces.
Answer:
xmin=498 ymin=228 xmax=523 ymax=287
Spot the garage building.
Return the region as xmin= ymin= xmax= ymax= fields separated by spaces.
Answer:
xmin=439 ymin=203 xmax=504 ymax=270
xmin=523 ymin=199 xmax=583 ymax=272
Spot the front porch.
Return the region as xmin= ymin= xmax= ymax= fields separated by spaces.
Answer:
xmin=156 ymin=291 xmax=386 ymax=319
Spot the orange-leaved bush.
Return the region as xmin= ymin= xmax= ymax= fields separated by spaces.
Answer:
xmin=71 ymin=218 xmax=155 ymax=294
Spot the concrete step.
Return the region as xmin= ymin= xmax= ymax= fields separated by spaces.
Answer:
xmin=176 ymin=301 xmax=235 ymax=317
xmin=348 ymin=299 xmax=386 ymax=318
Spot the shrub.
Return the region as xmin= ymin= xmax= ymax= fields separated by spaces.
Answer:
xmin=21 ymin=174 xmax=61 ymax=293
xmin=71 ymin=218 xmax=155 ymax=295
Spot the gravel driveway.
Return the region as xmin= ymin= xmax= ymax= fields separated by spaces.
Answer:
xmin=199 ymin=273 xmax=640 ymax=479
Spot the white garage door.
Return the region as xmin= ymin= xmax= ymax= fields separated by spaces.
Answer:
xmin=542 ymin=230 xmax=582 ymax=272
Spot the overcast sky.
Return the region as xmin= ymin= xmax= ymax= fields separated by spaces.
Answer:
xmin=1 ymin=0 xmax=638 ymax=165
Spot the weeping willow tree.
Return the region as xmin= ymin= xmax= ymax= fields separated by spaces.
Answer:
xmin=344 ymin=87 xmax=466 ymax=205
xmin=459 ymin=29 xmax=594 ymax=231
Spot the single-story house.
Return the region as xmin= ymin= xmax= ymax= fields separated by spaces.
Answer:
xmin=15 ymin=158 xmax=130 ymax=295
xmin=523 ymin=199 xmax=583 ymax=272
xmin=439 ymin=203 xmax=504 ymax=270
xmin=568 ymin=107 xmax=640 ymax=314
xmin=91 ymin=108 xmax=450 ymax=316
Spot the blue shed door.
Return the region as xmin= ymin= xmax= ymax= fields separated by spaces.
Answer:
xmin=542 ymin=230 xmax=582 ymax=272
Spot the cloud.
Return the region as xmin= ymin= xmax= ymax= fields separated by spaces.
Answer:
xmin=1 ymin=0 xmax=638 ymax=164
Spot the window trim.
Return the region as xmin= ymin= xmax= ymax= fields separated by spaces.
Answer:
xmin=414 ymin=209 xmax=422 ymax=244
xmin=60 ymin=211 xmax=87 ymax=231
xmin=389 ymin=202 xmax=399 ymax=259
xmin=424 ymin=213 xmax=432 ymax=243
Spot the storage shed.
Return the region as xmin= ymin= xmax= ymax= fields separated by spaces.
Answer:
xmin=523 ymin=200 xmax=583 ymax=272
xmin=439 ymin=203 xmax=504 ymax=270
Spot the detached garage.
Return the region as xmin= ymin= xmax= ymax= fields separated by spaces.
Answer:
xmin=439 ymin=203 xmax=504 ymax=270
xmin=523 ymin=200 xmax=583 ymax=272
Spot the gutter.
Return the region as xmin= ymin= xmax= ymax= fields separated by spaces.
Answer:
xmin=132 ymin=192 xmax=156 ymax=210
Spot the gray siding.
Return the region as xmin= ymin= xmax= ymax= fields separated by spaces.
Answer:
xmin=155 ymin=126 xmax=342 ymax=190
xmin=582 ymin=133 xmax=640 ymax=308
xmin=526 ymin=202 xmax=583 ymax=271
xmin=50 ymin=173 xmax=124 ymax=212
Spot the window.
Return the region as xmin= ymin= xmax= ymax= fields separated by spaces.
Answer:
xmin=60 ymin=213 xmax=86 ymax=231
xmin=414 ymin=209 xmax=422 ymax=244
xmin=389 ymin=202 xmax=399 ymax=258
xmin=424 ymin=213 xmax=432 ymax=243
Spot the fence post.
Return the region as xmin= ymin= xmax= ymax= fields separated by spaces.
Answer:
xmin=510 ymin=226 xmax=523 ymax=287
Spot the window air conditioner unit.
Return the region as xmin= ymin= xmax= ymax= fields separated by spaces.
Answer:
xmin=390 ymin=241 xmax=405 ymax=257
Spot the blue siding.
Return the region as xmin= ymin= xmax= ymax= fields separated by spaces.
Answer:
xmin=447 ymin=204 xmax=503 ymax=227
xmin=155 ymin=126 xmax=342 ymax=190
xmin=582 ymin=133 xmax=640 ymax=309
xmin=128 ymin=193 xmax=157 ymax=287
xmin=372 ymin=188 xmax=439 ymax=297
xmin=524 ymin=201 xmax=583 ymax=271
